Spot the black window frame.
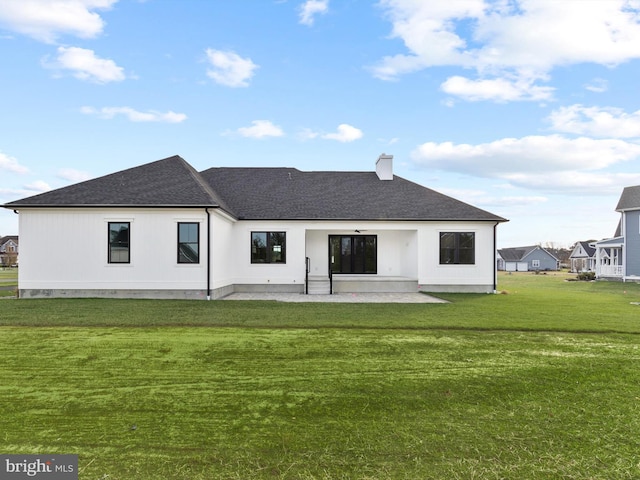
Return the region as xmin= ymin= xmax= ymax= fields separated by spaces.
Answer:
xmin=329 ymin=235 xmax=377 ymax=274
xmin=439 ymin=232 xmax=475 ymax=265
xmin=178 ymin=222 xmax=200 ymax=264
xmin=108 ymin=222 xmax=130 ymax=264
xmin=251 ymin=231 xmax=286 ymax=264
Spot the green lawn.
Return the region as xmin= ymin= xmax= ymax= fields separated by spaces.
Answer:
xmin=1 ymin=272 xmax=640 ymax=479
xmin=0 ymin=268 xmax=17 ymax=297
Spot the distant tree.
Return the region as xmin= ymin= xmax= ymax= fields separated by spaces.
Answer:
xmin=540 ymin=242 xmax=571 ymax=267
xmin=4 ymin=250 xmax=17 ymax=267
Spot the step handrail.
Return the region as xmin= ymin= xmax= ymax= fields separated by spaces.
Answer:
xmin=305 ymin=257 xmax=310 ymax=294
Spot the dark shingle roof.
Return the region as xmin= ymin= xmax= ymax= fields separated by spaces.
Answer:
xmin=499 ymin=246 xmax=532 ymax=262
xmin=616 ymin=185 xmax=640 ymax=211
xmin=4 ymin=156 xmax=507 ymax=222
xmin=577 ymin=241 xmax=596 ymax=257
xmin=4 ymin=156 xmax=221 ymax=207
xmin=199 ymin=167 xmax=506 ymax=221
xmin=0 ymin=235 xmax=18 ymax=249
xmin=498 ymin=245 xmax=559 ymax=262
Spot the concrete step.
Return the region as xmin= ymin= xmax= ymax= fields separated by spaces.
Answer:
xmin=306 ymin=277 xmax=331 ymax=295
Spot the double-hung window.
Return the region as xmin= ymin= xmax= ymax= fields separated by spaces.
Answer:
xmin=251 ymin=232 xmax=286 ymax=263
xmin=439 ymin=232 xmax=475 ymax=265
xmin=178 ymin=222 xmax=200 ymax=264
xmin=108 ymin=222 xmax=130 ymax=264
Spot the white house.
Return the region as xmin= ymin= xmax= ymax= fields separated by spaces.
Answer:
xmin=569 ymin=241 xmax=596 ymax=273
xmin=595 ymin=185 xmax=640 ymax=282
xmin=3 ymin=154 xmax=508 ymax=299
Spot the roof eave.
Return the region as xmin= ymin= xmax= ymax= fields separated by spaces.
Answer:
xmin=4 ymin=203 xmax=220 ymax=209
xmin=233 ymin=216 xmax=508 ymax=222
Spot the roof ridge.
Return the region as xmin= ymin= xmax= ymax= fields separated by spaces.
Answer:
xmin=175 ymin=157 xmax=222 ymax=205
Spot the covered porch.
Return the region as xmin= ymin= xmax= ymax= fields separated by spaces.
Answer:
xmin=304 ymin=227 xmax=419 ymax=294
xmin=595 ymin=237 xmax=624 ymax=280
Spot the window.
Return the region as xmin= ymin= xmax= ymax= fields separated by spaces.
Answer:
xmin=178 ymin=223 xmax=199 ymax=264
xmin=251 ymin=232 xmax=286 ymax=263
xmin=440 ymin=232 xmax=475 ymax=265
xmin=531 ymin=259 xmax=540 ymax=268
xmin=329 ymin=235 xmax=377 ymax=274
xmin=108 ymin=222 xmax=130 ymax=263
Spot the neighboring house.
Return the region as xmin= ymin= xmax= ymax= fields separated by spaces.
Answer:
xmin=497 ymin=245 xmax=559 ymax=272
xmin=595 ymin=185 xmax=640 ymax=281
xmin=569 ymin=241 xmax=596 ymax=273
xmin=3 ymin=154 xmax=507 ymax=299
xmin=0 ymin=235 xmax=18 ymax=267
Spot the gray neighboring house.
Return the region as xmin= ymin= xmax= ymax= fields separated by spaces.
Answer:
xmin=497 ymin=245 xmax=559 ymax=272
xmin=0 ymin=235 xmax=18 ymax=267
xmin=569 ymin=241 xmax=596 ymax=273
xmin=595 ymin=185 xmax=640 ymax=281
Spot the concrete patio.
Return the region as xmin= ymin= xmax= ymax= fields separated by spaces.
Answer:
xmin=221 ymin=292 xmax=448 ymax=303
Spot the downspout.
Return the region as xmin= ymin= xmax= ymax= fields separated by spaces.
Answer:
xmin=493 ymin=222 xmax=498 ymax=294
xmin=622 ymin=212 xmax=627 ymax=282
xmin=206 ymin=208 xmax=211 ymax=300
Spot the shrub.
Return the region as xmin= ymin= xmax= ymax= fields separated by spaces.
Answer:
xmin=577 ymin=271 xmax=596 ymax=281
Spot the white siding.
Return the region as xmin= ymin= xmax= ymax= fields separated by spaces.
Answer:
xmin=18 ymin=209 xmax=499 ymax=296
xmin=225 ymin=222 xmax=307 ymax=287
xmin=416 ymin=222 xmax=496 ymax=291
xmin=209 ymin=210 xmax=235 ymax=291
xmin=19 ymin=208 xmax=207 ymax=292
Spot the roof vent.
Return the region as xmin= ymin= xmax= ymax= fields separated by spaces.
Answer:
xmin=376 ymin=154 xmax=393 ymax=180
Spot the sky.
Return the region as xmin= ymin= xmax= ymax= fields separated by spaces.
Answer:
xmin=2 ymin=0 xmax=640 ymax=248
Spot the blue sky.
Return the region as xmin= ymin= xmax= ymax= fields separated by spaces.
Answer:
xmin=2 ymin=0 xmax=640 ymax=248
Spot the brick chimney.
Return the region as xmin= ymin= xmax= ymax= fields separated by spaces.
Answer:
xmin=376 ymin=153 xmax=393 ymax=180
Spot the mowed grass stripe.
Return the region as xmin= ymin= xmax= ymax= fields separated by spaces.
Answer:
xmin=1 ymin=273 xmax=640 ymax=478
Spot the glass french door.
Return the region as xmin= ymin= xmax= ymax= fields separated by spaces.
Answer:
xmin=329 ymin=235 xmax=377 ymax=274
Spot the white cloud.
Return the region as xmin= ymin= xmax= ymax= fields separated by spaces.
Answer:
xmin=81 ymin=106 xmax=187 ymax=123
xmin=547 ymin=105 xmax=640 ymax=139
xmin=411 ymin=135 xmax=640 ymax=192
xmin=236 ymin=120 xmax=284 ymax=139
xmin=374 ymin=0 xmax=640 ymax=101
xmin=0 ymin=152 xmax=29 ymax=174
xmin=584 ymin=78 xmax=608 ymax=93
xmin=58 ymin=168 xmax=92 ymax=182
xmin=0 ymin=0 xmax=117 ymax=43
xmin=438 ymin=187 xmax=548 ymax=207
xmin=24 ymin=180 xmax=52 ymax=192
xmin=43 ymin=46 xmax=125 ymax=83
xmin=205 ymin=49 xmax=258 ymax=87
xmin=484 ymin=196 xmax=549 ymax=207
xmin=441 ymin=75 xmax=554 ymax=102
xmin=0 ymin=187 xmax=29 ymax=197
xmin=502 ymin=171 xmax=640 ymax=194
xmin=299 ymin=0 xmax=329 ymax=26
xmin=413 ymin=135 xmax=640 ymax=174
xmin=322 ymin=124 xmax=363 ymax=142
xmin=297 ymin=128 xmax=320 ymax=141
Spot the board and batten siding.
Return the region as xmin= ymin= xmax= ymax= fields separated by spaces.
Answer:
xmin=18 ymin=210 xmax=500 ymax=297
xmin=417 ymin=222 xmax=497 ymax=293
xmin=18 ymin=208 xmax=208 ymax=298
